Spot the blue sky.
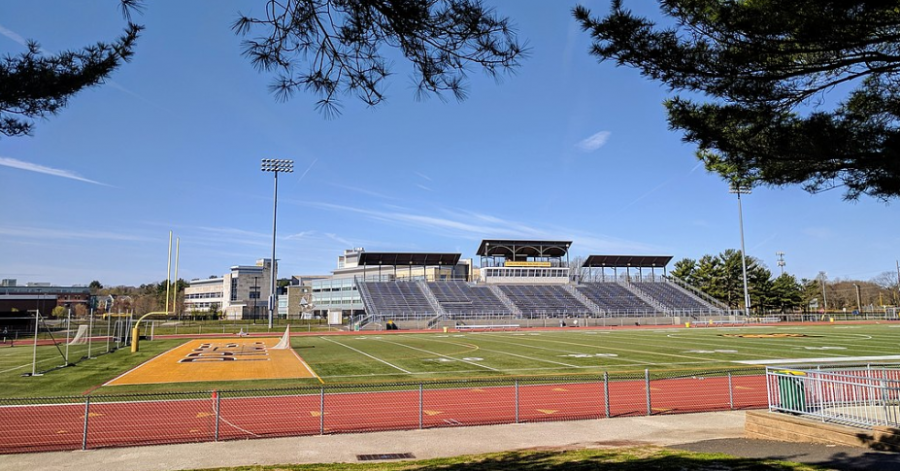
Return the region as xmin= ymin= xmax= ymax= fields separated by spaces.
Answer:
xmin=1 ymin=1 xmax=897 ymax=287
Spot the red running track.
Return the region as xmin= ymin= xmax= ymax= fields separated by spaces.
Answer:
xmin=0 ymin=375 xmax=766 ymax=454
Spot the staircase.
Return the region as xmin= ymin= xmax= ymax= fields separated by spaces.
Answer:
xmin=354 ymin=277 xmax=379 ymax=318
xmin=418 ymin=280 xmax=447 ymax=317
xmin=620 ymin=280 xmax=668 ymax=314
xmin=488 ymin=285 xmax=522 ymax=317
xmin=564 ymin=284 xmax=603 ymax=316
xmin=665 ymin=276 xmax=730 ymax=312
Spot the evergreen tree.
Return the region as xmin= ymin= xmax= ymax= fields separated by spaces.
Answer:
xmin=575 ymin=0 xmax=900 ymax=200
xmin=0 ymin=1 xmax=142 ymax=139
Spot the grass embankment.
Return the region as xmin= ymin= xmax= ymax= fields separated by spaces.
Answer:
xmin=188 ymin=447 xmax=827 ymax=471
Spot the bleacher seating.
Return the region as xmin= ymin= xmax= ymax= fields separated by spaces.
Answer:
xmin=575 ymin=283 xmax=654 ymax=314
xmin=361 ymin=281 xmax=437 ymax=317
xmin=426 ymin=281 xmax=512 ymax=317
xmin=497 ymin=284 xmax=591 ymax=317
xmin=632 ymin=281 xmax=718 ymax=312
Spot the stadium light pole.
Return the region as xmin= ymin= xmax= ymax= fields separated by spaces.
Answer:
xmin=261 ymin=159 xmax=293 ymax=329
xmin=730 ymin=183 xmax=752 ymax=316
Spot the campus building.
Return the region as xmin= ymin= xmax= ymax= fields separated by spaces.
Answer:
xmin=0 ymin=279 xmax=91 ymax=313
xmin=184 ymin=259 xmax=277 ymax=320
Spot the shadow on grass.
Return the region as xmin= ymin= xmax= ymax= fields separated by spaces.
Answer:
xmin=267 ymin=448 xmax=839 ymax=471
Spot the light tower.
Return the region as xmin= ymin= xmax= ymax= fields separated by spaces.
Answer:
xmin=730 ymin=182 xmax=752 ymax=316
xmin=776 ymin=252 xmax=785 ymax=276
xmin=261 ymin=158 xmax=293 ymax=329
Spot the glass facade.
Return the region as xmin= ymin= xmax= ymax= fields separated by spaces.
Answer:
xmin=311 ymin=277 xmax=362 ymax=310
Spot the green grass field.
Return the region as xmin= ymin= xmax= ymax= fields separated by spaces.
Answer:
xmin=183 ymin=447 xmax=827 ymax=471
xmin=1 ymin=323 xmax=899 ymax=398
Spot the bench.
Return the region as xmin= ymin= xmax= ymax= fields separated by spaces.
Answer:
xmin=455 ymin=324 xmax=520 ymax=331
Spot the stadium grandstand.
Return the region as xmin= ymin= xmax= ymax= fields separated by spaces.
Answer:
xmin=349 ymin=239 xmax=731 ymax=330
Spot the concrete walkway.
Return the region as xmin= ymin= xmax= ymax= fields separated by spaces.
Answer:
xmin=1 ymin=411 xmax=746 ymax=471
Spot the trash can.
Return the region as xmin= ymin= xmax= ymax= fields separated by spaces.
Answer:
xmin=777 ymin=371 xmax=806 ymax=412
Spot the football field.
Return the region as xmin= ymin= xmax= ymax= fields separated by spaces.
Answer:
xmin=295 ymin=324 xmax=900 ymax=382
xmin=1 ymin=323 xmax=899 ymax=396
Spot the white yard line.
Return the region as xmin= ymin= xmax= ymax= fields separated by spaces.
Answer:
xmin=735 ymin=354 xmax=900 ymax=365
xmin=372 ymin=338 xmax=500 ymax=372
xmin=319 ymin=336 xmax=412 ymax=374
xmin=429 ymin=336 xmax=583 ymax=368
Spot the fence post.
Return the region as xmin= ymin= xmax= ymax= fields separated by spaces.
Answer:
xmin=419 ymin=383 xmax=424 ymax=430
xmin=320 ymin=387 xmax=325 ymax=435
xmin=514 ymin=379 xmax=519 ymax=424
xmin=82 ymin=397 xmax=91 ymax=451
xmin=728 ymin=372 xmax=734 ymax=410
xmin=603 ymin=372 xmax=610 ymax=418
xmin=214 ymin=391 xmax=221 ymax=441
xmin=645 ymin=369 xmax=651 ymax=416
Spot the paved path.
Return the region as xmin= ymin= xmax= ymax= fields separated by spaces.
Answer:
xmin=673 ymin=438 xmax=899 ymax=471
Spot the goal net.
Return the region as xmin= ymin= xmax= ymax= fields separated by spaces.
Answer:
xmin=68 ymin=324 xmax=89 ymax=345
xmin=271 ymin=325 xmax=291 ymax=350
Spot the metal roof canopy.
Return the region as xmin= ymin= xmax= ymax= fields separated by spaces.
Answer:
xmin=476 ymin=240 xmax=572 ymax=258
xmin=582 ymin=255 xmax=673 ymax=268
xmin=356 ymin=252 xmax=461 ymax=266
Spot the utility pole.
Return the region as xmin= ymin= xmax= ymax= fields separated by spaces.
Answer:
xmin=853 ymin=284 xmax=862 ymax=314
xmin=819 ymin=272 xmax=829 ymax=312
xmin=776 ymin=252 xmax=785 ymax=276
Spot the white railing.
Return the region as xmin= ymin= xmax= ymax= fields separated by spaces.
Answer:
xmin=766 ymin=365 xmax=900 ymax=428
xmin=664 ymin=276 xmax=730 ymax=311
xmin=563 ymin=284 xmax=603 ymax=316
xmin=488 ymin=285 xmax=523 ymax=317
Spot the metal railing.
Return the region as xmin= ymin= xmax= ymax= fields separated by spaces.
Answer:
xmin=766 ymin=365 xmax=900 ymax=428
xmin=0 ymin=368 xmax=765 ymax=454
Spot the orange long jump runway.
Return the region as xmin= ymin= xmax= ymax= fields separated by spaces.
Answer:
xmin=105 ymin=338 xmax=317 ymax=386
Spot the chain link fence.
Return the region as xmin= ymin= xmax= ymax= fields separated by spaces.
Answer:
xmin=0 ymin=368 xmax=765 ymax=454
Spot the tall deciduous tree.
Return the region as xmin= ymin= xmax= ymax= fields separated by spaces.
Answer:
xmin=575 ymin=1 xmax=900 ymax=200
xmin=233 ymin=0 xmax=525 ymax=116
xmin=0 ymin=1 xmax=142 ymax=139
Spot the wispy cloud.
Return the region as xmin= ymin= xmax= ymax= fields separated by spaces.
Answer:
xmin=615 ymin=161 xmax=704 ymax=215
xmin=414 ymin=172 xmax=432 ymax=181
xmin=292 ymin=158 xmax=318 ymax=187
xmin=750 ymin=233 xmax=778 ymax=252
xmin=576 ymin=131 xmax=611 ymax=152
xmin=0 ymin=156 xmax=108 ymax=186
xmin=0 ymin=24 xmax=28 ymax=47
xmin=0 ymin=226 xmax=151 ymax=242
xmin=324 ymin=232 xmax=355 ymax=247
xmin=416 ymin=184 xmax=432 ymax=191
xmin=328 ymin=182 xmax=397 ymax=200
xmin=296 ymin=201 xmax=656 ymax=254
xmin=285 ymin=231 xmax=315 ymax=240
